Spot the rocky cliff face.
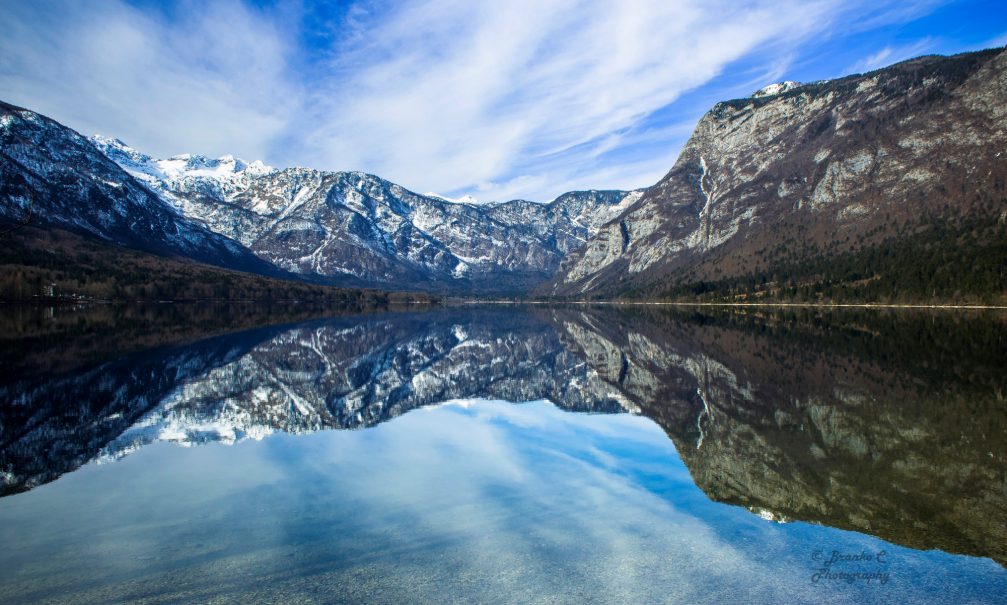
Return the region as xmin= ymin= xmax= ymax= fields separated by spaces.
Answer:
xmin=0 ymin=102 xmax=277 ymax=275
xmin=547 ymin=48 xmax=1007 ymax=297
xmin=90 ymin=137 xmax=640 ymax=293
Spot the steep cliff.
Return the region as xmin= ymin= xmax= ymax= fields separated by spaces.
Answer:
xmin=547 ymin=48 xmax=1007 ymax=300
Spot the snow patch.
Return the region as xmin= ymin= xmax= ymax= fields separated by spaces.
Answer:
xmin=90 ymin=135 xmax=274 ymax=194
xmin=750 ymin=507 xmax=791 ymax=523
xmin=752 ymin=81 xmax=801 ymax=98
xmin=425 ymin=192 xmax=480 ymax=205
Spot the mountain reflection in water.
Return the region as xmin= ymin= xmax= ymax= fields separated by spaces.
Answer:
xmin=1 ymin=304 xmax=1005 ymax=573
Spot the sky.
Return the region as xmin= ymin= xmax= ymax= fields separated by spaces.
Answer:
xmin=1 ymin=0 xmax=1005 ymax=203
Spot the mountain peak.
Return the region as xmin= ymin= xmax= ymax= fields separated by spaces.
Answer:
xmin=89 ymin=135 xmax=160 ymax=178
xmin=546 ymin=47 xmax=1007 ymax=299
xmin=91 ymin=134 xmax=131 ymax=149
xmin=159 ymin=152 xmax=273 ymax=178
xmin=752 ymin=81 xmax=802 ymax=98
xmin=425 ymin=192 xmax=480 ymax=205
xmin=90 ymin=135 xmax=275 ymax=187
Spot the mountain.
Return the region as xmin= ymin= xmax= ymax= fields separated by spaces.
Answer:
xmin=2 ymin=98 xmax=639 ymax=296
xmin=546 ymin=48 xmax=1007 ymax=302
xmin=0 ymin=101 xmax=277 ymax=276
xmin=6 ymin=47 xmax=1004 ymax=300
xmin=90 ymin=137 xmax=641 ymax=293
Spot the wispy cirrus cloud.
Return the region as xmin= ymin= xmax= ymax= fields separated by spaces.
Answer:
xmin=846 ymin=38 xmax=938 ymax=74
xmin=0 ymin=0 xmax=298 ymax=161
xmin=983 ymin=29 xmax=1007 ymax=49
xmin=0 ymin=0 xmax=969 ymax=202
xmin=297 ymin=0 xmax=852 ymax=201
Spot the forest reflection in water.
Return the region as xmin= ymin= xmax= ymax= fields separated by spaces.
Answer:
xmin=0 ymin=303 xmax=1004 ymax=604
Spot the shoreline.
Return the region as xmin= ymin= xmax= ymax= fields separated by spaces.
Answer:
xmin=3 ymin=298 xmax=1005 ymax=311
xmin=459 ymin=300 xmax=1007 ymax=310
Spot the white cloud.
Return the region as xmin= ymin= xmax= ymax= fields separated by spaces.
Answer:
xmin=297 ymin=0 xmax=855 ymax=201
xmin=855 ymin=47 xmax=897 ymax=72
xmin=0 ymin=0 xmax=297 ymax=161
xmin=983 ymin=29 xmax=1007 ymax=49
xmin=847 ymin=39 xmax=937 ymax=74
xmin=0 ymin=0 xmax=950 ymax=202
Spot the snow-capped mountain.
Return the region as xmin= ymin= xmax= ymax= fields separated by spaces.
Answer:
xmin=424 ymin=192 xmax=480 ymax=205
xmin=90 ymin=137 xmax=641 ymax=292
xmin=751 ymin=80 xmax=802 ymax=97
xmin=11 ymin=47 xmax=1002 ymax=299
xmin=0 ymin=102 xmax=278 ymax=275
xmin=2 ymin=100 xmax=640 ymax=294
xmin=90 ymin=135 xmax=274 ymax=206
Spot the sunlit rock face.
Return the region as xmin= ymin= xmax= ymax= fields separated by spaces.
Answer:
xmin=90 ymin=135 xmax=642 ymax=293
xmin=1 ymin=306 xmax=1004 ymax=567
xmin=547 ymin=48 xmax=1007 ymax=296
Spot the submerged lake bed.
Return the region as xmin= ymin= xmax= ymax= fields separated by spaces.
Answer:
xmin=0 ymin=304 xmax=1005 ymax=604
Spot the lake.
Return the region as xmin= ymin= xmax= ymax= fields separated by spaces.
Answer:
xmin=0 ymin=303 xmax=1005 ymax=604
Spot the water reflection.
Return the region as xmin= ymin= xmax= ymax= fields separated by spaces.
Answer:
xmin=559 ymin=308 xmax=1007 ymax=567
xmin=0 ymin=304 xmax=1005 ymax=599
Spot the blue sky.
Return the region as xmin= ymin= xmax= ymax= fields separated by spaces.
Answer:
xmin=1 ymin=0 xmax=1005 ymax=202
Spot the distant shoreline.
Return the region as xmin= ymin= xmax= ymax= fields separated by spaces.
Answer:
xmin=462 ymin=300 xmax=1007 ymax=310
xmin=4 ymin=297 xmax=1005 ymax=311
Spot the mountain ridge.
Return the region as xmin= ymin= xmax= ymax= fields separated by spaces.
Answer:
xmin=2 ymin=98 xmax=641 ymax=296
xmin=545 ymin=47 xmax=1007 ymax=302
xmin=0 ymin=100 xmax=280 ymax=277
xmin=88 ymin=136 xmax=642 ymax=293
xmin=3 ymin=47 xmax=1005 ymax=300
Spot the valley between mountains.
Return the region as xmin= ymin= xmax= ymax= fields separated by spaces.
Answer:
xmin=2 ymin=47 xmax=1005 ymax=303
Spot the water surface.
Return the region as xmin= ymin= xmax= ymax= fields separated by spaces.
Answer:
xmin=0 ymin=304 xmax=1004 ymax=604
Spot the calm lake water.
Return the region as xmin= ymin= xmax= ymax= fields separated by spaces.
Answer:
xmin=0 ymin=304 xmax=1005 ymax=604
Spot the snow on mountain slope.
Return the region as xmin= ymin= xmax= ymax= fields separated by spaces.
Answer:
xmin=751 ymin=80 xmax=802 ymax=97
xmin=0 ymin=101 xmax=278 ymax=275
xmin=424 ymin=192 xmax=480 ymax=205
xmin=90 ymin=136 xmax=275 ymax=217
xmin=90 ymin=136 xmax=641 ymax=292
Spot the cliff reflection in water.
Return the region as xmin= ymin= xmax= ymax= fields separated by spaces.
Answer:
xmin=1 ymin=305 xmax=1004 ymax=566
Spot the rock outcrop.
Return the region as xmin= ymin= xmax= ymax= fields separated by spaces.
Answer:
xmin=547 ymin=48 xmax=1007 ymax=298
